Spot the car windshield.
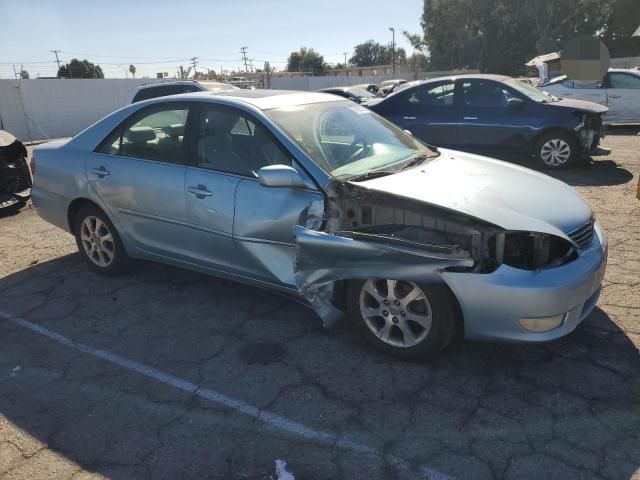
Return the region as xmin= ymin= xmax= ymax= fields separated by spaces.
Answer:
xmin=347 ymin=86 xmax=375 ymax=101
xmin=503 ymin=78 xmax=551 ymax=102
xmin=265 ymin=101 xmax=437 ymax=180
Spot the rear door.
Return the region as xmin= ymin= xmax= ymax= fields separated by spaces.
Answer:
xmin=381 ymin=81 xmax=457 ymax=146
xmin=602 ymin=72 xmax=640 ymax=124
xmin=87 ymin=102 xmax=192 ymax=259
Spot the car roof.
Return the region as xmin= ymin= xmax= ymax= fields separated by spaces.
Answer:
xmin=318 ymin=86 xmax=350 ymax=92
xmin=134 ymin=80 xmax=204 ymax=91
xmin=158 ymin=89 xmax=345 ymax=110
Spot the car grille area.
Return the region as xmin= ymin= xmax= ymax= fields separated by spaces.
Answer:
xmin=568 ymin=218 xmax=594 ymax=250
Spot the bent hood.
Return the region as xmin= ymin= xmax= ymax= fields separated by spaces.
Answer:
xmin=549 ymin=98 xmax=607 ymax=114
xmin=357 ymin=149 xmax=592 ymax=238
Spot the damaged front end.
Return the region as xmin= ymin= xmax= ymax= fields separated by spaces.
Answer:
xmin=294 ymin=180 xmax=581 ymax=327
xmin=0 ymin=131 xmax=32 ymax=210
xmin=576 ymin=113 xmax=608 ymax=156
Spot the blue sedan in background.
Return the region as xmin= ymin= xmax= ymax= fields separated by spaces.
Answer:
xmin=364 ymin=74 xmax=609 ymax=169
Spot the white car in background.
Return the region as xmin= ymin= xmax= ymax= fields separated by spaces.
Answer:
xmin=540 ymin=69 xmax=640 ymax=124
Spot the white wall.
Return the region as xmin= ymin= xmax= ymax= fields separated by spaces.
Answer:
xmin=0 ymin=78 xmax=162 ymax=142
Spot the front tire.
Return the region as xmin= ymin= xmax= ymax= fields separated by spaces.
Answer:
xmin=73 ymin=204 xmax=130 ymax=275
xmin=534 ymin=131 xmax=578 ymax=169
xmin=346 ymin=279 xmax=459 ymax=360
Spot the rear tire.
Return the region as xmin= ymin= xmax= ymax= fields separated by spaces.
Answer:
xmin=73 ymin=204 xmax=130 ymax=275
xmin=534 ymin=131 xmax=578 ymax=169
xmin=346 ymin=279 xmax=459 ymax=360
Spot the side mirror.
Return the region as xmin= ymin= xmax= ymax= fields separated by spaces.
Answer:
xmin=507 ymin=97 xmax=525 ymax=110
xmin=258 ymin=165 xmax=306 ymax=188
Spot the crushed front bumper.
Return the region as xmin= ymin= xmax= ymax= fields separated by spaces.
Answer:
xmin=440 ymin=225 xmax=607 ymax=342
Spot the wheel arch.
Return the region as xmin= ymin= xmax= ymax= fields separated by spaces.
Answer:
xmin=530 ymin=127 xmax=580 ymax=155
xmin=341 ymin=278 xmax=466 ymax=339
xmin=67 ymin=197 xmax=103 ymax=232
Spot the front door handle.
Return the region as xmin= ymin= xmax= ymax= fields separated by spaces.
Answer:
xmin=403 ymin=116 xmax=417 ymax=120
xmin=188 ymin=184 xmax=213 ymax=198
xmin=608 ymin=94 xmax=621 ymax=99
xmin=463 ymin=116 xmax=478 ymax=121
xmin=91 ymin=166 xmax=110 ymax=177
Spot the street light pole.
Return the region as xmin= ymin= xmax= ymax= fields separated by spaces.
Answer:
xmin=389 ymin=27 xmax=396 ymax=75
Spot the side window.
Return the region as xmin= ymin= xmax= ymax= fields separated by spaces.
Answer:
xmin=132 ymin=88 xmax=155 ymax=103
xmin=97 ymin=105 xmax=189 ymax=164
xmin=405 ymin=82 xmax=455 ymax=107
xmin=181 ymin=84 xmax=202 ymax=93
xmin=196 ymin=106 xmax=290 ymax=177
xmin=462 ymin=81 xmax=510 ymax=108
xmin=606 ymin=73 xmax=640 ymax=89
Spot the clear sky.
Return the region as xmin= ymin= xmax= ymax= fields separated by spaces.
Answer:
xmin=0 ymin=0 xmax=424 ymax=79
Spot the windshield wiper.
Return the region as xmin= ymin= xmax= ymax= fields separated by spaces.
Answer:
xmin=400 ymin=153 xmax=430 ymax=170
xmin=348 ymin=170 xmax=395 ymax=182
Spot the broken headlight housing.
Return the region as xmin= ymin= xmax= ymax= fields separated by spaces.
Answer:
xmin=490 ymin=232 xmax=577 ymax=270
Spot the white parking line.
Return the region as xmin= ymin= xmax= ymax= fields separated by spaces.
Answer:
xmin=0 ymin=310 xmax=453 ymax=480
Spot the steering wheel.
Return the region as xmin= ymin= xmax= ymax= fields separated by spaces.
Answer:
xmin=344 ymin=133 xmax=371 ymax=164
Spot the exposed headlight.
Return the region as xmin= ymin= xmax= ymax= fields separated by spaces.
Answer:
xmin=518 ymin=313 xmax=566 ymax=333
xmin=491 ymin=232 xmax=577 ymax=270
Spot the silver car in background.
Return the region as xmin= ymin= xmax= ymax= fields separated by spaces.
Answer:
xmin=31 ymin=90 xmax=607 ymax=359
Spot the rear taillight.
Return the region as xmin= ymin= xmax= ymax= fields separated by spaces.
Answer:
xmin=29 ymin=155 xmax=35 ymax=175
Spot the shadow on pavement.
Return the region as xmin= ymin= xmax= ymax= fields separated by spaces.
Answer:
xmin=545 ymin=159 xmax=634 ymax=187
xmin=1 ymin=256 xmax=639 ymax=479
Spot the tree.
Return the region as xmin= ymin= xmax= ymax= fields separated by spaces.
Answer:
xmin=286 ymin=47 xmax=327 ymax=75
xmin=20 ymin=70 xmax=29 ymax=79
xmin=57 ymin=58 xmax=104 ymax=78
xmin=178 ymin=65 xmax=192 ymax=79
xmin=129 ymin=64 xmax=136 ymax=78
xmin=419 ymin=0 xmax=616 ymax=75
xmin=349 ymin=40 xmax=406 ymax=67
xmin=599 ymin=0 xmax=640 ymax=57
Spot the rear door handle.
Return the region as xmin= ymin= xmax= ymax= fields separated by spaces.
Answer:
xmin=403 ymin=116 xmax=417 ymax=120
xmin=609 ymin=95 xmax=621 ymax=99
xmin=188 ymin=184 xmax=213 ymax=198
xmin=91 ymin=166 xmax=110 ymax=177
xmin=463 ymin=116 xmax=478 ymax=121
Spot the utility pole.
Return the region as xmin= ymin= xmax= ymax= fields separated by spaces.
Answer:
xmin=190 ymin=57 xmax=198 ymax=78
xmin=240 ymin=46 xmax=249 ymax=72
xmin=388 ymin=27 xmax=396 ymax=74
xmin=343 ymin=52 xmax=348 ymax=68
xmin=51 ymin=49 xmax=62 ymax=71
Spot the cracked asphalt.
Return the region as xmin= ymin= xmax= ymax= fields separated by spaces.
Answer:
xmin=1 ymin=132 xmax=639 ymax=480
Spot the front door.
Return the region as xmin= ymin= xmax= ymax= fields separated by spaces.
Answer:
xmin=185 ymin=102 xmax=323 ymax=287
xmin=456 ymin=79 xmax=531 ymax=156
xmin=86 ymin=102 xmax=192 ymax=260
xmin=603 ymin=71 xmax=640 ymax=124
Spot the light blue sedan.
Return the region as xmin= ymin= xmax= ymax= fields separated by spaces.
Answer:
xmin=32 ymin=90 xmax=607 ymax=359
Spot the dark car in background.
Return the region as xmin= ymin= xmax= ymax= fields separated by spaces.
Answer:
xmin=0 ymin=131 xmax=31 ymax=210
xmin=129 ymin=80 xmax=239 ymax=103
xmin=318 ymin=85 xmax=376 ymax=104
xmin=364 ymin=74 xmax=608 ymax=169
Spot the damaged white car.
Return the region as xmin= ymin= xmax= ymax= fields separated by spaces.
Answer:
xmin=32 ymin=90 xmax=607 ymax=359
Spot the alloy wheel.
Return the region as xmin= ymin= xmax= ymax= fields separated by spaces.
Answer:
xmin=540 ymin=138 xmax=571 ymax=166
xmin=359 ymin=279 xmax=433 ymax=348
xmin=80 ymin=216 xmax=115 ymax=267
